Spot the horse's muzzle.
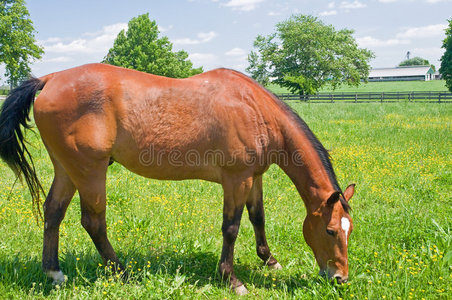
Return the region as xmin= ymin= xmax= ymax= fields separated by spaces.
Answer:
xmin=319 ymin=269 xmax=348 ymax=284
xmin=333 ymin=275 xmax=348 ymax=284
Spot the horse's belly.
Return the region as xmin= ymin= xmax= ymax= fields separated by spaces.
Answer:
xmin=111 ymin=139 xmax=224 ymax=182
xmin=120 ymin=159 xmax=221 ymax=182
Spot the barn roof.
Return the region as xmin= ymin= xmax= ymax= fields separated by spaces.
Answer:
xmin=369 ymin=66 xmax=433 ymax=78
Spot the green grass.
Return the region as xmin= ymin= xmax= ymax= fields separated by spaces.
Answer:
xmin=0 ymin=104 xmax=451 ymax=299
xmin=267 ymin=80 xmax=449 ymax=94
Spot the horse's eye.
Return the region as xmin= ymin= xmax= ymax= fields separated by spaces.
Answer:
xmin=326 ymin=229 xmax=336 ymax=236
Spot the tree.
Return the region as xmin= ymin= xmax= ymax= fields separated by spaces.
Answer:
xmin=0 ymin=0 xmax=43 ymax=88
xmin=399 ymin=56 xmax=435 ymax=72
xmin=246 ymin=15 xmax=374 ymax=95
xmin=104 ymin=13 xmax=202 ymax=78
xmin=440 ymin=19 xmax=452 ymax=92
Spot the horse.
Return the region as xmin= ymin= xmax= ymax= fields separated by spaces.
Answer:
xmin=0 ymin=63 xmax=354 ymax=295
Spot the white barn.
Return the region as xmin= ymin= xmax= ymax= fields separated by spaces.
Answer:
xmin=368 ymin=66 xmax=435 ymax=82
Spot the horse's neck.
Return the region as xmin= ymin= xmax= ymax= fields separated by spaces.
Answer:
xmin=276 ymin=120 xmax=335 ymax=213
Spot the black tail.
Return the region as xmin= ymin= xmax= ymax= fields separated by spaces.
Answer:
xmin=0 ymin=78 xmax=46 ymax=219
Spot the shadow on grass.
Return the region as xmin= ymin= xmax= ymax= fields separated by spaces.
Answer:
xmin=0 ymin=249 xmax=320 ymax=296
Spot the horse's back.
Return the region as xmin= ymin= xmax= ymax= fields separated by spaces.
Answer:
xmin=34 ymin=64 xmax=281 ymax=182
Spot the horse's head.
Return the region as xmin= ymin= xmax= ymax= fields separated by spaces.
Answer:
xmin=303 ymin=184 xmax=355 ymax=283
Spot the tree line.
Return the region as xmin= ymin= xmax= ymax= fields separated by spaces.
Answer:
xmin=1 ymin=1 xmax=451 ymax=93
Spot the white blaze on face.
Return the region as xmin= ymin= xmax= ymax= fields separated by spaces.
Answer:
xmin=341 ymin=217 xmax=350 ymax=245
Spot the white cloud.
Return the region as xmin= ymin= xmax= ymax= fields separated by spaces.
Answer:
xmin=221 ymin=0 xmax=265 ymax=11
xmin=357 ymin=36 xmax=410 ymax=47
xmin=267 ymin=11 xmax=281 ymax=16
xmin=378 ymin=0 xmax=451 ymax=2
xmin=322 ymin=1 xmax=365 ymax=14
xmin=340 ymin=1 xmax=366 ymax=9
xmin=188 ymin=53 xmax=218 ymax=66
xmin=198 ymin=32 xmax=217 ymax=42
xmin=225 ymin=47 xmax=247 ymax=56
xmin=173 ymin=31 xmax=217 ymax=45
xmin=231 ymin=63 xmax=247 ymax=72
xmin=41 ymin=37 xmax=63 ymax=43
xmin=396 ymin=23 xmax=447 ymax=39
xmin=158 ymin=25 xmax=173 ymax=32
xmin=44 ymin=56 xmax=73 ymax=63
xmin=411 ymin=47 xmax=445 ymax=58
xmin=320 ymin=10 xmax=337 ymax=16
xmin=225 ymin=48 xmax=247 ymax=68
xmin=43 ymin=39 xmax=91 ymax=53
xmin=42 ymin=22 xmax=127 ymax=54
xmin=82 ymin=23 xmax=127 ymax=37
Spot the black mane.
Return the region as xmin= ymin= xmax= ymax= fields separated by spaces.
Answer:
xmin=224 ymin=69 xmax=351 ymax=212
xmin=268 ymin=92 xmax=351 ymax=212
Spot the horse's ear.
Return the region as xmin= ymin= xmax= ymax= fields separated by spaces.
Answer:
xmin=326 ymin=191 xmax=341 ymax=206
xmin=343 ymin=184 xmax=355 ymax=202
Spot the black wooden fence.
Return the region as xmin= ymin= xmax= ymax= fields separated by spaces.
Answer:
xmin=277 ymin=91 xmax=452 ymax=103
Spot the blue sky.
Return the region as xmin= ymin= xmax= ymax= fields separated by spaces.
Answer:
xmin=2 ymin=0 xmax=452 ymax=82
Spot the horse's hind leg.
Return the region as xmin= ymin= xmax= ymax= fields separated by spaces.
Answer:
xmin=246 ymin=176 xmax=282 ymax=269
xmin=43 ymin=160 xmax=76 ymax=284
xmin=76 ymin=160 xmax=123 ymax=272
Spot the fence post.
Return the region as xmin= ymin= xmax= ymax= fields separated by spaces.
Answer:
xmin=355 ymin=93 xmax=357 ymax=103
xmin=381 ymin=92 xmax=384 ymax=103
xmin=331 ymin=94 xmax=334 ymax=103
xmin=439 ymin=93 xmax=441 ymax=104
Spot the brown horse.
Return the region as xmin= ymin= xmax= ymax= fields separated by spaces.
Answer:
xmin=0 ymin=63 xmax=354 ymax=295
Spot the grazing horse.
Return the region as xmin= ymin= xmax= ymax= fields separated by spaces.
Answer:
xmin=0 ymin=64 xmax=354 ymax=295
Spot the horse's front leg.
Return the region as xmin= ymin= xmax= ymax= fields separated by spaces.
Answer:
xmin=219 ymin=174 xmax=253 ymax=295
xmin=246 ymin=175 xmax=282 ymax=269
xmin=42 ymin=164 xmax=76 ymax=284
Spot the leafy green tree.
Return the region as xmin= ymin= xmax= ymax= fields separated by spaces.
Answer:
xmin=0 ymin=0 xmax=43 ymax=88
xmin=399 ymin=56 xmax=435 ymax=72
xmin=247 ymin=14 xmax=374 ymax=95
xmin=440 ymin=19 xmax=452 ymax=92
xmin=104 ymin=13 xmax=202 ymax=78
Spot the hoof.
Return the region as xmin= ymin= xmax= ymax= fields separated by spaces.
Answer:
xmin=268 ymin=262 xmax=283 ymax=270
xmin=46 ymin=270 xmax=67 ymax=285
xmin=234 ymin=284 xmax=249 ymax=295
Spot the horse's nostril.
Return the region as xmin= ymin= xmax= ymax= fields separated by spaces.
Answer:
xmin=334 ymin=275 xmax=348 ymax=284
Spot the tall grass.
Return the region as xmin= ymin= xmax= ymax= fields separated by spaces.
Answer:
xmin=0 ymin=103 xmax=450 ymax=299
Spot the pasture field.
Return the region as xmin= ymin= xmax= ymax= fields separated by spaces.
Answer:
xmin=267 ymin=80 xmax=449 ymax=94
xmin=0 ymin=103 xmax=451 ymax=299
